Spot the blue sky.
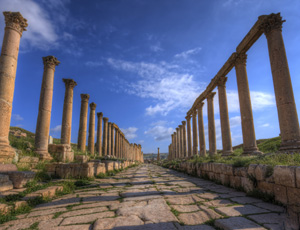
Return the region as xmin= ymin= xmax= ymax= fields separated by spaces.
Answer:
xmin=1 ymin=0 xmax=300 ymax=153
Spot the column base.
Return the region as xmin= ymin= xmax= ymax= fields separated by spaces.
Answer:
xmin=0 ymin=144 xmax=16 ymax=163
xmin=279 ymin=140 xmax=300 ymax=153
xmin=242 ymin=146 xmax=262 ymax=156
xmin=35 ymin=150 xmax=53 ymax=161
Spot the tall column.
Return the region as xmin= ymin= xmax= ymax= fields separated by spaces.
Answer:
xmin=171 ymin=134 xmax=174 ymax=159
xmin=176 ymin=128 xmax=180 ymax=158
xmin=111 ymin=123 xmax=115 ymax=157
xmin=261 ymin=13 xmax=300 ymax=151
xmin=96 ymin=112 xmax=103 ymax=156
xmin=182 ymin=121 xmax=187 ymax=158
xmin=174 ymin=132 xmax=177 ymax=159
xmin=35 ymin=56 xmax=60 ymax=160
xmin=179 ymin=125 xmax=183 ymax=158
xmin=0 ymin=12 xmax=28 ymax=163
xmin=234 ymin=53 xmax=261 ymax=155
xmin=88 ymin=102 xmax=96 ymax=155
xmin=61 ymin=79 xmax=77 ymax=145
xmin=186 ymin=115 xmax=192 ymax=157
xmin=115 ymin=128 xmax=118 ymax=158
xmin=108 ymin=122 xmax=111 ymax=156
xmin=102 ymin=117 xmax=108 ymax=156
xmin=196 ymin=102 xmax=206 ymax=156
xmin=218 ymin=77 xmax=233 ymax=155
xmin=78 ymin=94 xmax=90 ymax=152
xmin=157 ymin=147 xmax=160 ymax=161
xmin=207 ymin=92 xmax=217 ymax=155
xmin=192 ymin=110 xmax=198 ymax=156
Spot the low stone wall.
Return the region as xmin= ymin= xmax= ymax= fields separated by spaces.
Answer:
xmin=166 ymin=161 xmax=300 ymax=222
xmin=46 ymin=160 xmax=134 ymax=179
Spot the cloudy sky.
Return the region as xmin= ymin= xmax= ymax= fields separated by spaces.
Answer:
xmin=1 ymin=0 xmax=300 ymax=153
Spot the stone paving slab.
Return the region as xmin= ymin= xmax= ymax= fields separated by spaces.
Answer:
xmin=215 ymin=205 xmax=270 ymax=216
xmin=215 ymin=216 xmax=266 ymax=229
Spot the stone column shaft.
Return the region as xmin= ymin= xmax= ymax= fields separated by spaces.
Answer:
xmin=179 ymin=125 xmax=184 ymax=158
xmin=176 ymin=128 xmax=180 ymax=159
xmin=218 ymin=77 xmax=233 ymax=155
xmin=207 ymin=92 xmax=217 ymax=155
xmin=182 ymin=121 xmax=187 ymax=158
xmin=186 ymin=115 xmax=192 ymax=157
xmin=196 ymin=103 xmax=206 ymax=156
xmin=174 ymin=132 xmax=177 ymax=159
xmin=108 ymin=122 xmax=111 ymax=156
xmin=96 ymin=113 xmax=103 ymax=156
xmin=192 ymin=111 xmax=198 ymax=156
xmin=261 ymin=13 xmax=300 ymax=151
xmin=111 ymin=124 xmax=115 ymax=157
xmin=171 ymin=134 xmax=174 ymax=159
xmin=102 ymin=117 xmax=108 ymax=156
xmin=78 ymin=94 xmax=89 ymax=152
xmin=88 ymin=102 xmax=96 ymax=155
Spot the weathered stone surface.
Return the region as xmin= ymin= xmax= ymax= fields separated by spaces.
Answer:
xmin=48 ymin=144 xmax=74 ymax=162
xmin=178 ymin=210 xmax=221 ymax=225
xmin=287 ymin=187 xmax=300 ymax=205
xmin=170 ymin=204 xmax=200 ymax=212
xmin=273 ymin=165 xmax=296 ymax=187
xmin=93 ymin=215 xmax=144 ymax=229
xmin=0 ymin=164 xmax=17 ymax=172
xmin=248 ymin=213 xmax=287 ymax=225
xmin=230 ymin=196 xmax=262 ymax=204
xmin=0 ymin=174 xmax=13 ymax=192
xmin=60 ymin=211 xmax=115 ymax=225
xmin=5 ymin=171 xmax=35 ymax=188
xmin=253 ymin=202 xmax=285 ymax=212
xmin=215 ymin=205 xmax=269 ymax=216
xmin=215 ymin=216 xmax=266 ymax=230
xmin=60 ymin=206 xmax=108 ymax=217
xmin=203 ymin=199 xmax=233 ymax=207
xmin=179 ymin=225 xmax=215 ymax=230
xmin=27 ymin=207 xmax=67 ymax=217
xmin=274 ymin=184 xmax=288 ymax=204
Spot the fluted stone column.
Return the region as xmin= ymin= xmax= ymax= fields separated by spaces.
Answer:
xmin=115 ymin=128 xmax=118 ymax=158
xmin=111 ymin=124 xmax=115 ymax=157
xmin=186 ymin=115 xmax=192 ymax=157
xmin=234 ymin=53 xmax=260 ymax=154
xmin=35 ymin=56 xmax=60 ymax=160
xmin=179 ymin=125 xmax=183 ymax=158
xmin=88 ymin=102 xmax=96 ymax=155
xmin=174 ymin=132 xmax=177 ymax=159
xmin=218 ymin=77 xmax=233 ymax=155
xmin=102 ymin=117 xmax=108 ymax=156
xmin=78 ymin=94 xmax=90 ymax=152
xmin=171 ymin=134 xmax=174 ymax=159
xmin=96 ymin=112 xmax=103 ymax=156
xmin=192 ymin=110 xmax=198 ymax=156
xmin=207 ymin=92 xmax=217 ymax=155
xmin=182 ymin=121 xmax=187 ymax=158
xmin=176 ymin=128 xmax=180 ymax=158
xmin=0 ymin=12 xmax=28 ymax=162
xmin=261 ymin=13 xmax=300 ymax=151
xmin=61 ymin=79 xmax=77 ymax=145
xmin=196 ymin=102 xmax=206 ymax=156
xmin=108 ymin=122 xmax=111 ymax=156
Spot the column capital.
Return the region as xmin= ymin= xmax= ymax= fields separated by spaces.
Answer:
xmin=97 ymin=112 xmax=103 ymax=118
xmin=63 ymin=79 xmax=77 ymax=89
xmin=259 ymin=13 xmax=285 ymax=35
xmin=103 ymin=117 xmax=109 ymax=122
xmin=3 ymin=12 xmax=28 ymax=35
xmin=182 ymin=120 xmax=186 ymax=125
xmin=42 ymin=56 xmax=60 ymax=70
xmin=217 ymin=77 xmax=228 ymax=87
xmin=171 ymin=133 xmax=174 ymax=137
xmin=234 ymin=53 xmax=247 ymax=66
xmin=90 ymin=102 xmax=97 ymax=110
xmin=207 ymin=92 xmax=216 ymax=100
xmin=185 ymin=114 xmax=191 ymax=121
xmin=192 ymin=109 xmax=197 ymax=116
xmin=195 ymin=102 xmax=204 ymax=110
xmin=176 ymin=127 xmax=179 ymax=131
xmin=80 ymin=94 xmax=90 ymax=102
xmin=179 ymin=125 xmax=183 ymax=128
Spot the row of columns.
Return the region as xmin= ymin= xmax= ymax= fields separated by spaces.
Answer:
xmin=169 ymin=13 xmax=300 ymax=159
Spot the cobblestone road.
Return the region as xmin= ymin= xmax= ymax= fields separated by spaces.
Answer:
xmin=0 ymin=164 xmax=293 ymax=229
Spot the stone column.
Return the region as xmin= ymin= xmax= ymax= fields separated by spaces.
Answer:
xmin=0 ymin=12 xmax=28 ymax=163
xmin=174 ymin=132 xmax=177 ymax=159
xmin=102 ymin=117 xmax=108 ymax=156
xmin=108 ymin=122 xmax=111 ymax=156
xmin=176 ymin=128 xmax=180 ymax=158
xmin=61 ymin=79 xmax=77 ymax=145
xmin=196 ymin=102 xmax=206 ymax=156
xmin=96 ymin=112 xmax=103 ymax=156
xmin=207 ymin=92 xmax=217 ymax=155
xmin=77 ymin=94 xmax=90 ymax=152
xmin=111 ymin=123 xmax=115 ymax=157
xmin=261 ymin=13 xmax=300 ymax=151
xmin=185 ymin=115 xmax=192 ymax=157
xmin=171 ymin=134 xmax=174 ymax=159
xmin=35 ymin=56 xmax=60 ymax=160
xmin=192 ymin=110 xmax=198 ymax=156
xmin=179 ymin=125 xmax=183 ymax=158
xmin=234 ymin=53 xmax=260 ymax=154
xmin=115 ymin=128 xmax=118 ymax=158
xmin=218 ymin=77 xmax=233 ymax=155
xmin=88 ymin=102 xmax=96 ymax=155
xmin=182 ymin=121 xmax=187 ymax=158
xmin=157 ymin=147 xmax=160 ymax=161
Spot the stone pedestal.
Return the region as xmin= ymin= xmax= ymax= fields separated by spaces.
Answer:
xmin=261 ymin=13 xmax=300 ymax=152
xmin=207 ymin=92 xmax=217 ymax=155
xmin=0 ymin=12 xmax=27 ymax=163
xmin=102 ymin=117 xmax=109 ymax=156
xmin=96 ymin=112 xmax=103 ymax=156
xmin=186 ymin=115 xmax=192 ymax=157
xmin=78 ymin=94 xmax=89 ymax=152
xmin=61 ymin=79 xmax=76 ymax=145
xmin=196 ymin=102 xmax=206 ymax=157
xmin=88 ymin=102 xmax=96 ymax=155
xmin=192 ymin=110 xmax=198 ymax=156
xmin=35 ymin=56 xmax=60 ymax=160
xmin=48 ymin=144 xmax=74 ymax=162
xmin=218 ymin=77 xmax=233 ymax=155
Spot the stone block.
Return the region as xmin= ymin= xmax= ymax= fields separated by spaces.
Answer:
xmin=0 ymin=203 xmax=12 ymax=214
xmin=257 ymin=181 xmax=274 ymax=195
xmin=274 ymin=184 xmax=288 ymax=204
xmin=220 ymin=174 xmax=230 ymax=185
xmin=241 ymin=177 xmax=254 ymax=192
xmin=223 ymin=164 xmax=234 ymax=176
xmin=0 ymin=163 xmax=17 ymax=172
xmin=208 ymin=172 xmax=215 ymax=180
xmin=287 ymin=187 xmax=300 ymax=206
xmin=213 ymin=163 xmax=223 ymax=174
xmin=296 ymin=167 xmax=300 ymax=188
xmin=5 ymin=171 xmax=35 ymax=189
xmin=104 ymin=161 xmax=114 ymax=172
xmin=234 ymin=167 xmax=247 ymax=177
xmin=0 ymin=174 xmax=13 ymax=192
xmin=274 ymin=165 xmax=296 ymax=188
xmin=254 ymin=164 xmax=270 ymax=181
xmin=230 ymin=176 xmax=241 ymax=188
xmin=247 ymin=164 xmax=257 ymax=177
xmin=215 ymin=216 xmax=266 ymax=230
xmin=48 ymin=144 xmax=74 ymax=163
xmin=19 ymin=156 xmax=39 ymax=163
xmin=95 ymin=162 xmax=106 ymax=175
xmin=75 ymin=155 xmax=89 ymax=163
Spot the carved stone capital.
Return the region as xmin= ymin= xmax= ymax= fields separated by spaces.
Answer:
xmin=176 ymin=128 xmax=179 ymax=131
xmin=63 ymin=79 xmax=77 ymax=89
xmin=103 ymin=117 xmax=109 ymax=122
xmin=3 ymin=11 xmax=28 ymax=35
xmin=185 ymin=114 xmax=191 ymax=121
xmin=182 ymin=121 xmax=186 ymax=125
xmin=97 ymin=112 xmax=103 ymax=118
xmin=179 ymin=125 xmax=183 ymax=128
xmin=42 ymin=56 xmax=60 ymax=70
xmin=80 ymin=94 xmax=90 ymax=102
xmin=234 ymin=53 xmax=247 ymax=66
xmin=196 ymin=102 xmax=204 ymax=110
xmin=90 ymin=102 xmax=96 ymax=110
xmin=259 ymin=13 xmax=285 ymax=35
xmin=217 ymin=77 xmax=228 ymax=87
xmin=192 ymin=110 xmax=197 ymax=116
xmin=207 ymin=92 xmax=216 ymax=100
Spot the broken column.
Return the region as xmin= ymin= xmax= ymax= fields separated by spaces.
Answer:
xmin=96 ymin=112 xmax=103 ymax=156
xmin=35 ymin=56 xmax=60 ymax=160
xmin=88 ymin=102 xmax=96 ymax=155
xmin=0 ymin=12 xmax=28 ymax=163
xmin=77 ymin=94 xmax=90 ymax=152
xmin=196 ymin=102 xmax=206 ymax=156
xmin=207 ymin=92 xmax=217 ymax=155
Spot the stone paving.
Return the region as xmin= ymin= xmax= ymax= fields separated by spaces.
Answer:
xmin=0 ymin=164 xmax=294 ymax=230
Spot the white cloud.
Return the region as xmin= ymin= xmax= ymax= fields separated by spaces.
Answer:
xmin=15 ymin=124 xmax=23 ymax=127
xmin=260 ymin=123 xmax=270 ymax=127
xmin=12 ymin=114 xmax=23 ymax=121
xmin=229 ymin=116 xmax=241 ymax=127
xmin=50 ymin=125 xmax=61 ymax=133
xmin=85 ymin=61 xmax=103 ymax=67
xmin=150 ymin=43 xmax=163 ymax=52
xmin=174 ymin=47 xmax=202 ymax=59
xmin=145 ymin=124 xmax=174 ymax=141
xmin=121 ymin=127 xmax=138 ymax=140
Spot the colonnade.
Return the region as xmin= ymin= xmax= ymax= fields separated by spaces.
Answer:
xmin=0 ymin=11 xmax=143 ymax=163
xmin=169 ymin=13 xmax=300 ymax=159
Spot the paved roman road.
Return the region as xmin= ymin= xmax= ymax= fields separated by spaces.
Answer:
xmin=0 ymin=164 xmax=291 ymax=229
